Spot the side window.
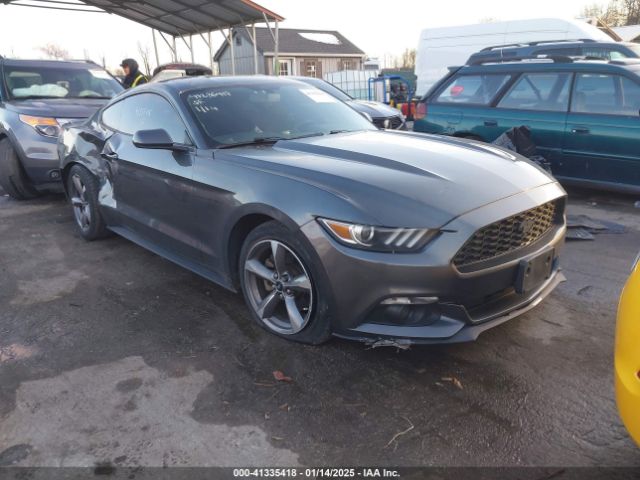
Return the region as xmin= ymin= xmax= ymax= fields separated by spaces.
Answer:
xmin=571 ymin=73 xmax=622 ymax=115
xmin=102 ymin=93 xmax=189 ymax=143
xmin=498 ymin=72 xmax=571 ymax=112
xmin=101 ymin=101 xmax=126 ymax=131
xmin=620 ymin=76 xmax=640 ymax=115
xmin=435 ymin=74 xmax=511 ymax=105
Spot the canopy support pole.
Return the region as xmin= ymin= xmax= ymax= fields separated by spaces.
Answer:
xmin=189 ymin=35 xmax=195 ymax=63
xmin=152 ymin=29 xmax=160 ymax=71
xmin=172 ymin=35 xmax=177 ymax=61
xmin=157 ymin=30 xmax=177 ymax=62
xmin=274 ymin=19 xmax=279 ymax=76
xmin=252 ymin=23 xmax=258 ymax=74
xmin=243 ymin=22 xmax=258 ymax=74
xmin=229 ymin=28 xmax=236 ymax=75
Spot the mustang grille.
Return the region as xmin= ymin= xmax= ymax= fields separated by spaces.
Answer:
xmin=453 ymin=201 xmax=558 ymax=268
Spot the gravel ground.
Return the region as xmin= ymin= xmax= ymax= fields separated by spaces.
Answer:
xmin=0 ymin=186 xmax=639 ymax=468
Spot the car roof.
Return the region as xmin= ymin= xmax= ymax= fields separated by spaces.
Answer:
xmin=136 ymin=75 xmax=313 ymax=97
xmin=0 ymin=58 xmax=105 ymax=69
xmin=456 ymin=58 xmax=640 ymax=75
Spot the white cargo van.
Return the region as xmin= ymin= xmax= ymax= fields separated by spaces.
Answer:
xmin=415 ymin=18 xmax=613 ymax=96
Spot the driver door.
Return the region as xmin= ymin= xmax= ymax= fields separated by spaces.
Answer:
xmin=100 ymin=93 xmax=201 ymax=262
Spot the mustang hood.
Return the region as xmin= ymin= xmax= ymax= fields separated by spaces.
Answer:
xmin=225 ymin=130 xmax=560 ymax=228
xmin=6 ymin=98 xmax=108 ymax=119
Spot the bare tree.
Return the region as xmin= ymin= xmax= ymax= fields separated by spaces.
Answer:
xmin=137 ymin=42 xmax=152 ymax=75
xmin=401 ymin=48 xmax=416 ymax=69
xmin=621 ymin=0 xmax=640 ymax=24
xmin=38 ymin=43 xmax=70 ymax=60
xmin=580 ymin=0 xmax=640 ymax=26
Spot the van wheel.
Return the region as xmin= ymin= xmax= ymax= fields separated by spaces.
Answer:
xmin=0 ymin=138 xmax=40 ymax=200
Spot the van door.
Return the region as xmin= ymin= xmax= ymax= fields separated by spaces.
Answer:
xmin=562 ymin=72 xmax=640 ymax=189
xmin=493 ymin=71 xmax=572 ymax=168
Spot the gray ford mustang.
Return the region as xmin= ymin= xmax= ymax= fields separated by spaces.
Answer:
xmin=58 ymin=76 xmax=567 ymax=345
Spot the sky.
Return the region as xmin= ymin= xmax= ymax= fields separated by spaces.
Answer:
xmin=0 ymin=0 xmax=606 ymax=71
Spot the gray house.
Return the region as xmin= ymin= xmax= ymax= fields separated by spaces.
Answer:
xmin=214 ymin=27 xmax=365 ymax=77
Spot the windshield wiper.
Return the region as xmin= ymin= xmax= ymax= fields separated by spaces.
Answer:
xmin=12 ymin=95 xmax=64 ymax=100
xmin=217 ymin=132 xmax=325 ymax=149
xmin=73 ymin=95 xmax=112 ymax=99
xmin=217 ymin=137 xmax=283 ymax=149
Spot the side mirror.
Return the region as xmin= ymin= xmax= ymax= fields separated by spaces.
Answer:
xmin=132 ymin=129 xmax=190 ymax=151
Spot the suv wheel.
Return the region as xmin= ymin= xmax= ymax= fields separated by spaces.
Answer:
xmin=239 ymin=221 xmax=332 ymax=344
xmin=0 ymin=138 xmax=40 ymax=200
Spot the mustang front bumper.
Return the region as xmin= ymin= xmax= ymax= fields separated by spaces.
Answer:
xmin=301 ymin=182 xmax=567 ymax=344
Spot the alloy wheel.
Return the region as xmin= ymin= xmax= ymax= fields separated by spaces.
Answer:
xmin=70 ymin=173 xmax=91 ymax=231
xmin=243 ymin=240 xmax=313 ymax=335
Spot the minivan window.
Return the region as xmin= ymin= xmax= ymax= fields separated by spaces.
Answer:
xmin=102 ymin=93 xmax=189 ymax=143
xmin=435 ymin=74 xmax=510 ymax=105
xmin=498 ymin=72 xmax=571 ymax=112
xmin=571 ymin=73 xmax=640 ymax=116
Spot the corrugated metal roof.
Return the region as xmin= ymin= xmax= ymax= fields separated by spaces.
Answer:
xmin=3 ymin=0 xmax=283 ymax=36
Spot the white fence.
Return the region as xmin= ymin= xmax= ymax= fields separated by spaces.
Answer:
xmin=323 ymin=70 xmax=380 ymax=100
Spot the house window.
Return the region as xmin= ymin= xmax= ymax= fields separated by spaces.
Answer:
xmin=235 ymin=35 xmax=242 ymax=46
xmin=306 ymin=63 xmax=316 ymax=78
xmin=278 ymin=60 xmax=291 ymax=76
xmin=342 ymin=60 xmax=353 ymax=71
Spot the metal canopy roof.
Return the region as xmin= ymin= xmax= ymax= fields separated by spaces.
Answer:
xmin=3 ymin=0 xmax=284 ymax=37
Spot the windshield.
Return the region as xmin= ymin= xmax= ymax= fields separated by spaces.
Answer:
xmin=4 ymin=65 xmax=123 ymax=100
xmin=183 ymin=83 xmax=374 ymax=147
xmin=298 ymin=77 xmax=352 ymax=102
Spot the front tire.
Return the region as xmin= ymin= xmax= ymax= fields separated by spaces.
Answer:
xmin=0 ymin=138 xmax=40 ymax=200
xmin=66 ymin=165 xmax=109 ymax=241
xmin=239 ymin=221 xmax=332 ymax=344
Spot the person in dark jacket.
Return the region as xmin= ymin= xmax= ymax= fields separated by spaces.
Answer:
xmin=120 ymin=58 xmax=148 ymax=89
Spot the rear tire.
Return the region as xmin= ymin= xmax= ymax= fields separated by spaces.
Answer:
xmin=239 ymin=221 xmax=332 ymax=345
xmin=66 ymin=164 xmax=109 ymax=241
xmin=0 ymin=138 xmax=40 ymax=200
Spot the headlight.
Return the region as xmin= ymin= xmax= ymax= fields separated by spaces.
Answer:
xmin=633 ymin=252 xmax=640 ymax=272
xmin=318 ymin=218 xmax=437 ymax=253
xmin=19 ymin=115 xmax=61 ymax=138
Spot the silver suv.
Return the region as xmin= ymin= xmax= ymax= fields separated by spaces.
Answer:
xmin=0 ymin=57 xmax=123 ymax=199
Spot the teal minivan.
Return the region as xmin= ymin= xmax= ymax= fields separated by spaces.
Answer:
xmin=413 ymin=58 xmax=640 ymax=193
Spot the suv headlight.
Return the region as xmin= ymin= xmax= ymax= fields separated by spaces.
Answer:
xmin=19 ymin=115 xmax=61 ymax=138
xmin=318 ymin=218 xmax=438 ymax=253
xmin=633 ymin=252 xmax=640 ymax=272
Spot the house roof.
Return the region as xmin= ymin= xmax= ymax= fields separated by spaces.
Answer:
xmin=613 ymin=25 xmax=640 ymax=42
xmin=214 ymin=27 xmax=365 ymax=60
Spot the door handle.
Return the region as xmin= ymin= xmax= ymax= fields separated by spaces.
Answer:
xmin=484 ymin=120 xmax=498 ymax=127
xmin=571 ymin=127 xmax=590 ymax=134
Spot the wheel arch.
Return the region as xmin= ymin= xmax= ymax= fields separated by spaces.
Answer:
xmin=224 ymin=204 xmax=301 ymax=289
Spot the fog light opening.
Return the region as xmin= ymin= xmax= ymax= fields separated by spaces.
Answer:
xmin=381 ymin=296 xmax=439 ymax=305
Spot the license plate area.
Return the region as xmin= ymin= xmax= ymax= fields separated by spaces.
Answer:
xmin=515 ymin=248 xmax=554 ymax=294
